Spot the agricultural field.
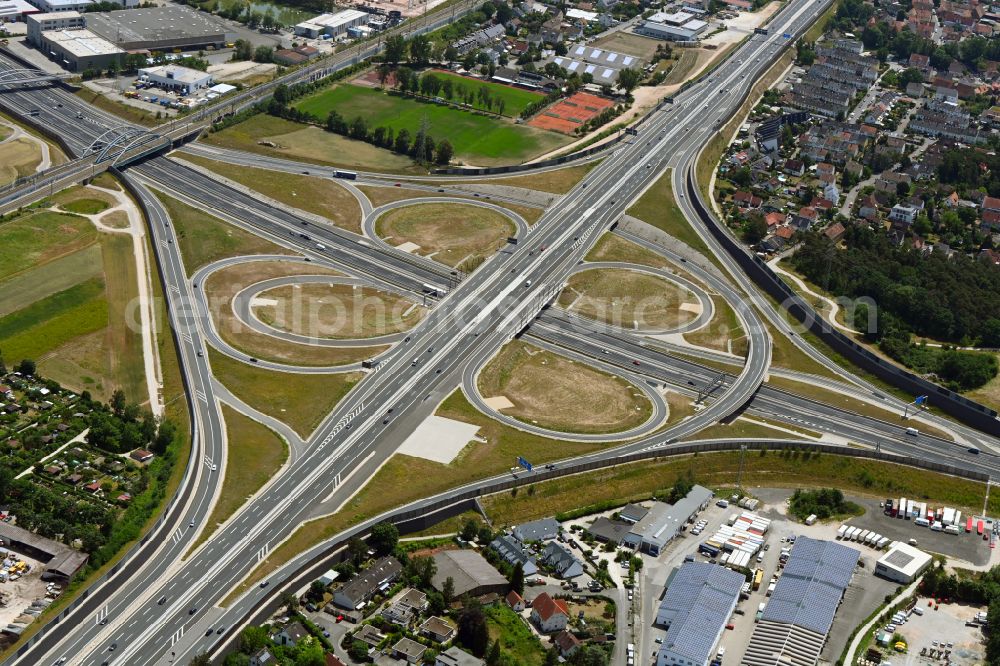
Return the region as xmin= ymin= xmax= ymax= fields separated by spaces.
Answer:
xmin=0 ymin=202 xmax=146 ymax=403
xmin=294 ymin=85 xmax=570 ymax=165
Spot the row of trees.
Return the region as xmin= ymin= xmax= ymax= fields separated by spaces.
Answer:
xmin=325 ymin=110 xmax=454 ymax=165
xmin=386 ymin=67 xmax=510 ymax=117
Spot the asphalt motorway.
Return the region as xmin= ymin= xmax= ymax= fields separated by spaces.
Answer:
xmin=33 ymin=4 xmax=837 ymax=662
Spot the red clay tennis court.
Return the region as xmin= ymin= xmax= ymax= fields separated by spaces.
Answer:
xmin=527 ymin=92 xmax=614 ymax=134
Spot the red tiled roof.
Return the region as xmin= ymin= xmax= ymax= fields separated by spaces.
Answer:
xmin=532 ymin=593 xmax=569 ymax=621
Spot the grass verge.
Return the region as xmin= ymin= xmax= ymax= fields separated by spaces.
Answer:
xmin=177 ymin=154 xmax=363 ymax=233
xmin=152 ymin=190 xmax=291 ymax=275
xmin=208 ymin=348 xmax=362 ymax=438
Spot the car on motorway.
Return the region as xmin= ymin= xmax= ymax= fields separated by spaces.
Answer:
xmin=260 ymin=581 xmax=269 ymax=588
xmin=189 ymin=607 xmax=198 ymax=615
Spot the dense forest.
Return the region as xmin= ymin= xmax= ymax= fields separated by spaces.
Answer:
xmin=789 ymin=227 xmax=1000 ymax=390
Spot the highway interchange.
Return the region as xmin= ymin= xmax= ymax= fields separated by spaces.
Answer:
xmin=1 ymin=0 xmax=999 ymax=663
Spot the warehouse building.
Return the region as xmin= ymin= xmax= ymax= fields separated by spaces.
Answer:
xmin=0 ymin=522 xmax=89 ymax=582
xmin=622 ymin=485 xmax=713 ymax=555
xmin=637 ymin=18 xmax=707 ymax=41
xmin=875 ymin=542 xmax=932 ymax=584
xmin=138 ymin=65 xmax=213 ymax=94
xmin=0 ymin=0 xmax=39 ymax=21
xmin=431 ymin=550 xmax=507 ymax=599
xmin=37 ymin=27 xmax=124 ymax=71
xmin=655 ymin=562 xmax=744 ymax=666
xmin=293 ymin=9 xmax=369 ymax=39
xmin=742 ymin=537 xmax=860 ymax=666
xmin=85 ymin=5 xmax=229 ymax=52
xmin=26 ymin=9 xmax=82 ymax=44
xmin=25 ymin=0 xmax=92 ymax=13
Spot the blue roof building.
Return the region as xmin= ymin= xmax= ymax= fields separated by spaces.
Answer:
xmin=655 ymin=562 xmax=744 ymax=666
xmin=743 ymin=536 xmax=860 ymax=666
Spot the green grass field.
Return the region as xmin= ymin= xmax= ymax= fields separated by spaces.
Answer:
xmin=0 ymin=293 xmax=109 ymax=365
xmin=0 ymin=211 xmax=98 ymax=282
xmin=0 ymin=244 xmax=103 ymax=318
xmin=207 ymin=348 xmax=362 ymax=438
xmin=152 ymin=190 xmax=291 ymax=275
xmin=294 ymin=85 xmax=569 ymax=165
xmin=418 ymin=70 xmax=544 ymax=117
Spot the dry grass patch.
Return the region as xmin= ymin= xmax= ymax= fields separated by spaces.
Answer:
xmin=208 ymin=348 xmax=362 ymax=438
xmin=253 ymin=283 xmax=424 ymax=339
xmin=966 ymin=354 xmax=1000 ymax=413
xmin=478 ymin=340 xmax=652 ymax=434
xmin=375 ymin=202 xmax=514 ymax=269
xmin=0 ymin=137 xmax=42 ymax=186
xmin=586 ymin=233 xmax=670 ymax=268
xmin=189 ymin=405 xmax=289 ymax=552
xmin=101 ymin=211 xmax=131 ymax=229
xmin=500 ymin=203 xmax=545 ymax=226
xmin=203 ymin=114 xmax=421 ymax=174
xmin=178 ymin=154 xmax=363 ymax=233
xmin=683 ymin=295 xmax=746 ymax=355
xmin=456 ymin=162 xmax=598 ymax=195
xmin=559 ymin=267 xmax=697 ymax=330
xmin=204 ymin=260 xmax=385 ymax=366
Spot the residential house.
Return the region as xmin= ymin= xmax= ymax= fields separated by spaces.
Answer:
xmin=249 ymin=648 xmax=276 ymax=666
xmin=420 ymin=615 xmax=456 ymax=643
xmin=332 ymin=556 xmax=402 ymax=610
xmin=889 ymin=203 xmax=918 ymax=225
xmin=732 ymin=191 xmax=762 ymax=209
xmin=490 ymin=535 xmax=538 ymax=576
xmin=824 ymin=222 xmax=846 ymax=242
xmin=353 ymin=624 xmax=386 ymax=649
xmin=531 ymin=592 xmax=570 ymax=632
xmin=555 ymin=630 xmax=583 ymax=657
xmin=506 ymin=590 xmax=525 ymax=612
xmin=541 ymin=541 xmax=584 ymax=579
xmin=436 ymin=646 xmax=486 ymax=666
xmin=764 ymin=212 xmax=786 ymax=227
xmin=859 ymin=194 xmax=880 ymax=221
xmin=325 ymin=655 xmax=347 ymax=666
xmin=275 ymin=622 xmax=309 ymax=647
xmin=783 ymin=159 xmax=804 ymax=177
xmin=393 ymin=637 xmax=428 ymax=664
xmin=513 ymin=518 xmax=560 ymax=542
xmin=983 ymin=196 xmax=1000 ymax=213
xmin=383 ymin=588 xmax=427 ymax=626
xmin=874 ymin=171 xmax=911 ymax=194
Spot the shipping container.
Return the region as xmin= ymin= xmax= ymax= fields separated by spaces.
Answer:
xmin=978 ymin=521 xmax=985 ymax=536
xmin=900 ymin=498 xmax=907 ymax=519
xmin=753 ymin=569 xmax=764 ymax=591
xmin=837 ymin=525 xmax=848 ymax=539
xmin=968 ymin=517 xmax=975 ymax=533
